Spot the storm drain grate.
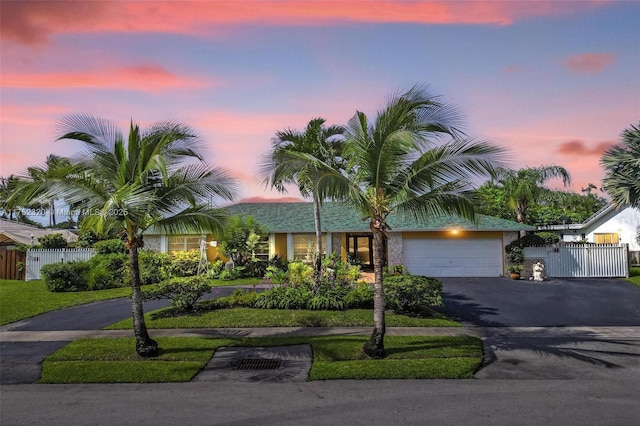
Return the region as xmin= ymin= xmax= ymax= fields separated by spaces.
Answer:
xmin=233 ymin=358 xmax=282 ymax=370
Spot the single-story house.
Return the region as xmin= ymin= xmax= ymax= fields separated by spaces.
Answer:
xmin=0 ymin=218 xmax=78 ymax=279
xmin=537 ymin=204 xmax=640 ymax=264
xmin=144 ymin=202 xmax=533 ymax=277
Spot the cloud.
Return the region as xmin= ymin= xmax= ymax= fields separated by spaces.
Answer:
xmin=564 ymin=53 xmax=615 ymax=74
xmin=1 ymin=1 xmax=608 ymax=45
xmin=556 ymin=139 xmax=616 ymax=156
xmin=1 ymin=66 xmax=213 ymax=92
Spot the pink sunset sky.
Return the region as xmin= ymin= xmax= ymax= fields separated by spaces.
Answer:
xmin=1 ymin=0 xmax=639 ymax=203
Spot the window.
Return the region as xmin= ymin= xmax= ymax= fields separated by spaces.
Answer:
xmin=594 ymin=233 xmax=619 ymax=244
xmin=293 ymin=234 xmax=315 ymax=260
xmin=168 ymin=235 xmax=202 ymax=252
xmin=253 ymin=237 xmax=270 ymax=260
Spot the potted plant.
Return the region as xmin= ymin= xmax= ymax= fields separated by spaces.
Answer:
xmin=507 ymin=264 xmax=523 ymax=280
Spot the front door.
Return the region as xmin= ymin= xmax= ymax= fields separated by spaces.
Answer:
xmin=347 ymin=234 xmax=373 ymax=270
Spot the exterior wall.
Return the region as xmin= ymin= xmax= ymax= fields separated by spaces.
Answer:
xmin=143 ymin=235 xmax=162 ymax=252
xmin=402 ymin=230 xmax=503 ymax=240
xmin=387 ymin=232 xmax=403 ymax=266
xmin=272 ymin=233 xmax=287 ymax=259
xmin=331 ymin=233 xmax=342 ymax=259
xmin=585 ymin=207 xmax=640 ymax=251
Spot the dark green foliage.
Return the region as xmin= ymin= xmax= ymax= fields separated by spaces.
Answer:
xmin=218 ymin=215 xmax=268 ymax=268
xmin=38 ymin=233 xmax=68 ymax=249
xmin=255 ymin=285 xmax=312 ymax=309
xmin=535 ymin=232 xmax=560 ymax=245
xmin=344 ymin=282 xmax=374 ymax=309
xmin=384 ymin=275 xmax=443 ymax=314
xmin=506 ymin=234 xmax=547 ymax=251
xmin=41 ymin=261 xmax=91 ymax=292
xmin=138 ymin=250 xmax=171 ymax=285
xmin=221 ymin=289 xmax=261 ymax=307
xmin=87 ymin=253 xmax=128 ymax=290
xmin=93 ymin=239 xmax=127 ymax=255
xmin=505 ymin=246 xmax=525 ymax=264
xmin=142 ymin=276 xmax=211 ymax=312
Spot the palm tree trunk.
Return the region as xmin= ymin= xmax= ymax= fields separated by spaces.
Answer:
xmin=312 ymin=196 xmax=322 ymax=292
xmin=363 ymin=227 xmax=385 ymax=358
xmin=127 ymin=237 xmax=158 ymax=357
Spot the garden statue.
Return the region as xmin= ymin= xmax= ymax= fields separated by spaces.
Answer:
xmin=532 ymin=262 xmax=545 ymax=282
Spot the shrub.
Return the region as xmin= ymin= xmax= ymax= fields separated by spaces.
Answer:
xmin=87 ymin=253 xmax=128 ymax=290
xmin=38 ymin=233 xmax=68 ymax=249
xmin=209 ymin=259 xmax=225 ymax=278
xmin=225 ymin=289 xmax=260 ymax=307
xmin=93 ymin=239 xmax=127 ymax=255
xmin=218 ymin=266 xmax=245 ymax=280
xmin=255 ymin=285 xmax=311 ymax=309
xmin=265 ymin=265 xmax=287 ymax=284
xmin=138 ymin=250 xmax=172 ymax=285
xmin=287 ymin=261 xmax=313 ymax=287
xmin=41 ymin=261 xmax=91 ymax=292
xmin=385 ymin=274 xmax=443 ymax=314
xmin=169 ymin=250 xmax=201 ymax=277
xmin=141 ymin=276 xmax=211 ymax=312
xmin=344 ymin=282 xmax=374 ymax=309
xmin=384 ymin=263 xmax=408 ymax=275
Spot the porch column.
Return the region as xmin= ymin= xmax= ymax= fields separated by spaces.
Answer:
xmin=286 ymin=233 xmax=294 ymax=261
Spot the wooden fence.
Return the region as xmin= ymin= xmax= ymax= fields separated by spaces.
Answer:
xmin=0 ymin=248 xmax=26 ymax=280
xmin=26 ymin=248 xmax=95 ymax=281
xmin=524 ymin=243 xmax=628 ymax=278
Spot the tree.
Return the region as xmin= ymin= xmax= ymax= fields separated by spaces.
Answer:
xmin=19 ymin=115 xmax=237 ymax=356
xmin=260 ymin=118 xmax=345 ymax=289
xmin=219 ymin=215 xmax=268 ymax=267
xmin=494 ymin=166 xmax=571 ymax=225
xmin=601 ymin=123 xmax=640 ymax=208
xmin=25 ymin=155 xmax=73 ymax=226
xmin=315 ymin=85 xmax=505 ymax=357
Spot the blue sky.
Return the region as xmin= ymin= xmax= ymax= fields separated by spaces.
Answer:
xmin=1 ymin=0 xmax=639 ymax=203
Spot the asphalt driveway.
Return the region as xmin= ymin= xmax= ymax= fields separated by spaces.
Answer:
xmin=437 ymin=277 xmax=640 ymax=327
xmin=436 ymin=277 xmax=640 ymax=379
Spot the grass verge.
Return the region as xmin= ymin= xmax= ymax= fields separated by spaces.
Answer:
xmin=0 ymin=280 xmax=136 ymax=326
xmin=625 ymin=267 xmax=640 ymax=287
xmin=0 ymin=278 xmax=263 ymax=325
xmin=39 ymin=335 xmax=482 ymax=383
xmin=105 ymin=307 xmax=460 ymax=329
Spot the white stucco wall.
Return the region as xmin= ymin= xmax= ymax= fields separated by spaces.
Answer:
xmin=586 ymin=207 xmax=640 ymax=250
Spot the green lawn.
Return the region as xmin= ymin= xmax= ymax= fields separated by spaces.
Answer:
xmin=0 ymin=277 xmax=264 ymax=326
xmin=39 ymin=335 xmax=482 ymax=383
xmin=0 ymin=280 xmax=136 ymax=326
xmin=626 ymin=267 xmax=640 ymax=287
xmin=105 ymin=307 xmax=460 ymax=329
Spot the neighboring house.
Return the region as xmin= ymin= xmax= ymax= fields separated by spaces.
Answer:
xmin=537 ymin=204 xmax=640 ymax=264
xmin=0 ymin=218 xmax=78 ymax=279
xmin=145 ymin=202 xmax=533 ymax=277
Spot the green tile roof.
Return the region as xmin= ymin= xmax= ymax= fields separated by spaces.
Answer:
xmin=224 ymin=202 xmax=533 ymax=233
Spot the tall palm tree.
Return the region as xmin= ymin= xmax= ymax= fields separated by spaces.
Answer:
xmin=601 ymin=123 xmax=640 ymax=208
xmin=260 ymin=118 xmax=345 ymax=288
xmin=20 ymin=114 xmax=237 ymax=356
xmin=495 ymin=165 xmax=571 ymax=225
xmin=315 ymin=85 xmax=506 ymax=357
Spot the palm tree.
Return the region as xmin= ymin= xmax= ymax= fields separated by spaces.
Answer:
xmin=21 ymin=114 xmax=237 ymax=356
xmin=260 ymin=118 xmax=345 ymax=288
xmin=495 ymin=166 xmax=571 ymax=226
xmin=601 ymin=123 xmax=640 ymax=208
xmin=25 ymin=154 xmax=73 ymax=226
xmin=315 ymin=85 xmax=506 ymax=357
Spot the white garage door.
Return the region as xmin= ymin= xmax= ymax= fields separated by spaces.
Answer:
xmin=402 ymin=238 xmax=503 ymax=277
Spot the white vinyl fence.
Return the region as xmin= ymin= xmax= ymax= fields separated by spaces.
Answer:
xmin=26 ymin=248 xmax=95 ymax=281
xmin=524 ymin=244 xmax=628 ymax=278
